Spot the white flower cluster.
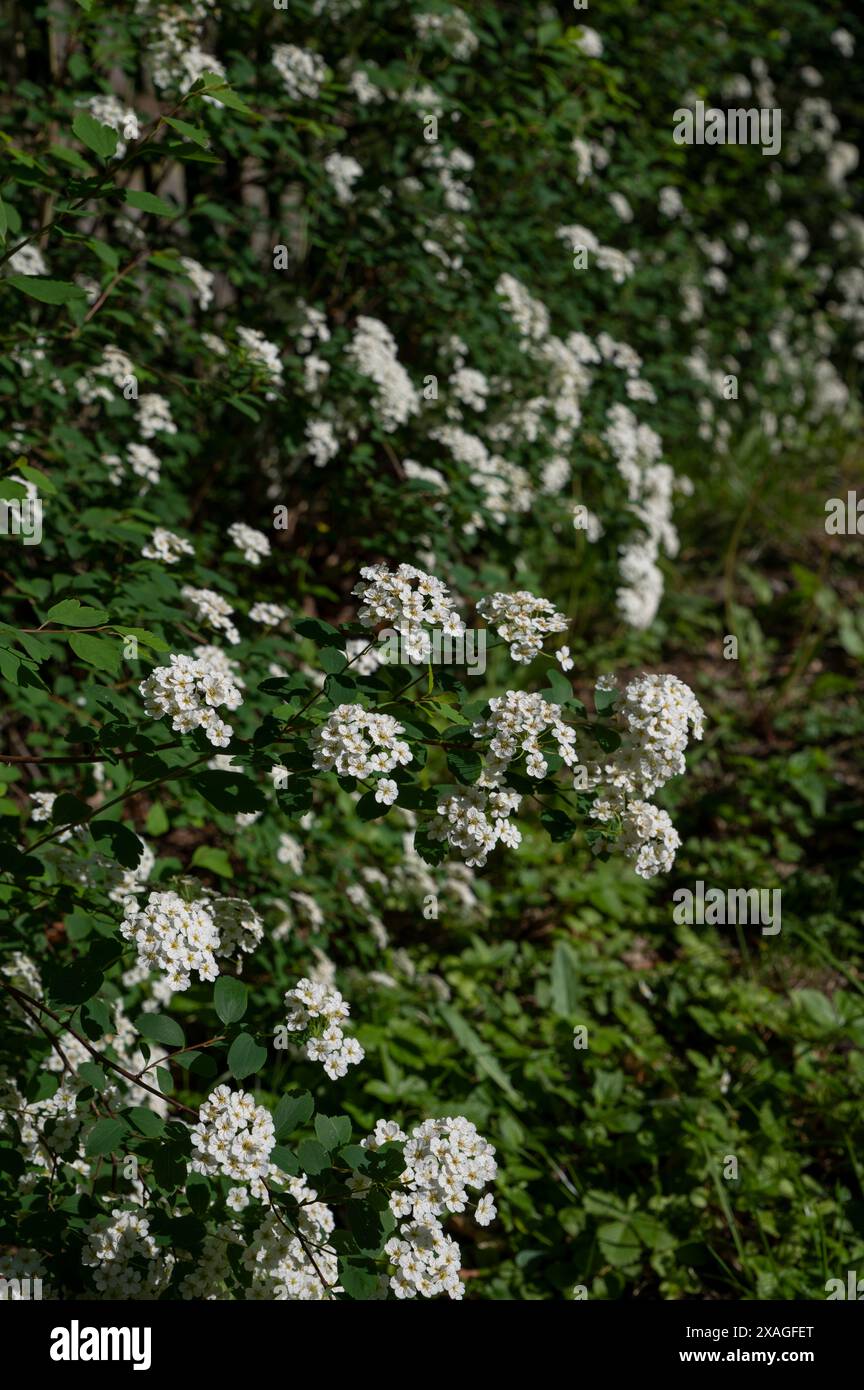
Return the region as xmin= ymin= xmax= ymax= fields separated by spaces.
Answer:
xmin=138 ymin=392 xmax=176 ymax=439
xmin=352 ymin=561 xmax=464 ymax=659
xmin=82 ymin=1208 xmax=170 ymax=1299
xmin=305 ymin=417 xmax=339 ymax=466
xmin=180 ymin=255 xmax=214 ymax=309
xmin=243 ymin=1179 xmax=338 ymax=1299
xmin=237 ymin=325 xmax=284 ymax=397
xmin=141 ymin=526 xmax=194 ymax=564
xmin=369 ymin=1116 xmax=497 ymax=1299
xmin=495 ymin=273 xmax=550 ymax=344
xmin=121 ymin=890 xmax=221 ymax=990
xmin=586 ymin=674 xmax=705 ymax=878
xmin=555 ymin=224 xmax=635 ymax=283
xmin=272 ymin=44 xmax=328 ymax=101
xmin=102 ymin=443 xmax=162 ymax=490
xmin=574 ymin=25 xmax=604 ymax=57
xmin=8 ymin=244 xmax=48 ymax=276
xmin=181 ymin=584 xmax=240 ymax=644
xmin=431 ymin=688 xmax=581 ymax=864
xmin=431 ymin=784 xmax=523 ymax=867
xmin=139 ymin=650 xmax=243 ymax=747
xmin=413 ymin=8 xmax=479 ymax=62
xmin=227 ymin=521 xmax=271 ymax=565
xmin=430 ymin=425 xmax=532 ymax=530
xmin=249 ymin=601 xmax=289 ymax=625
xmin=345 ymin=316 xmax=420 ymax=431
xmin=602 ymin=403 xmax=682 ymax=629
xmin=311 ymin=703 xmax=412 ymax=782
xmin=190 ymin=1085 xmax=275 ymax=1193
xmin=477 ymin=590 xmax=568 ymax=663
xmin=324 ymin=152 xmax=363 ymax=204
xmin=283 ymin=977 xmax=365 ymax=1079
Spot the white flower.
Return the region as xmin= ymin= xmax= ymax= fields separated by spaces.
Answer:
xmin=574 ymin=26 xmax=604 ymax=58
xmin=137 ymin=393 xmax=176 ymax=440
xmin=248 ymin=601 xmax=289 ymax=626
xmin=141 ymin=527 xmax=194 ymax=564
xmin=375 ymin=778 xmax=398 ymax=806
xmin=272 ymin=44 xmax=328 ymax=101
xmin=283 ymin=978 xmax=364 ymax=1077
xmin=475 ymin=1193 xmax=497 ymax=1226
xmin=352 ymin=562 xmax=464 ymax=661
xmin=305 ymin=418 xmax=339 ymax=467
xmin=119 ymin=888 xmax=259 ymax=992
xmin=190 ymin=1085 xmax=275 ymax=1185
xmin=324 ymin=152 xmax=363 ymax=205
xmin=312 ymin=704 xmax=412 ymax=781
xmin=237 ymin=326 xmax=283 ymax=397
xmin=139 ymin=650 xmax=243 ymax=745
xmin=345 ymin=317 xmax=420 ymax=431
xmin=227 ymin=521 xmax=271 ymax=565
xmin=180 ymin=255 xmax=214 ymax=309
xmin=413 ymin=8 xmax=478 ymax=61
xmin=8 ymin=244 xmax=48 ymax=277
xmin=182 ymin=586 xmax=240 ymax=645
xmin=477 ymin=590 xmax=568 ymax=664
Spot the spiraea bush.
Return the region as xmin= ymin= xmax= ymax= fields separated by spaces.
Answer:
xmin=0 ymin=0 xmax=862 ymax=1301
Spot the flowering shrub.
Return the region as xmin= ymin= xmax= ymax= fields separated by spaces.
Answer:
xmin=0 ymin=0 xmax=862 ymax=1306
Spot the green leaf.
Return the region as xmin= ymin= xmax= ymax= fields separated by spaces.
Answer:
xmin=550 ymin=940 xmax=582 ymax=1015
xmin=314 ymin=1114 xmax=341 ymax=1151
xmin=338 ymin=1144 xmax=370 ymax=1172
xmin=135 ymin=1013 xmax=185 ymax=1048
xmin=213 ymin=976 xmax=247 ymax=1024
xmin=45 ymin=599 xmax=110 ymax=627
xmin=191 ymin=771 xmax=265 ymax=814
xmin=270 ymin=1144 xmax=300 ymax=1176
xmin=274 ymin=1091 xmax=314 ymax=1140
xmin=72 ymin=111 xmax=118 ymax=160
xmin=186 ymin=1175 xmax=210 ymax=1217
xmin=12 ymin=462 xmax=57 ymax=496
xmin=294 ymin=617 xmax=344 ymax=648
xmin=127 ymin=1107 xmax=164 ymax=1137
xmin=144 ymin=802 xmax=169 ymax=836
xmin=227 ymin=1032 xmax=267 ymax=1079
xmin=69 ymin=631 xmax=121 ymax=674
xmin=190 ymin=845 xmax=233 ymax=879
xmin=125 ymin=189 xmax=179 ymax=218
xmin=191 ymin=71 xmax=257 ymax=116
xmin=7 ymin=275 xmax=87 ymax=305
xmin=542 ymin=668 xmax=574 ymax=705
xmin=320 ymin=646 xmax=347 ymax=675
xmin=339 ymin=1263 xmax=379 ymax=1299
xmin=51 ymin=792 xmax=91 ymax=826
xmin=439 ymin=1004 xmax=521 ymax=1101
xmin=77 ymin=1062 xmax=107 ymax=1091
xmin=85 ymin=1117 xmax=127 ymax=1158
xmin=597 ymin=1219 xmax=642 ymax=1268
xmin=595 ymin=685 xmax=618 ymax=716
xmin=296 ymin=1139 xmax=328 ymax=1174
xmin=355 ymin=790 xmax=387 ymax=821
xmin=0 ymin=192 xmax=6 ymax=246
xmin=90 ymin=819 xmax=143 ymax=869
xmin=163 ymin=116 xmax=210 ymax=148
xmin=446 ymin=747 xmax=483 ymax=784
xmin=540 ymin=807 xmax=576 ymax=843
